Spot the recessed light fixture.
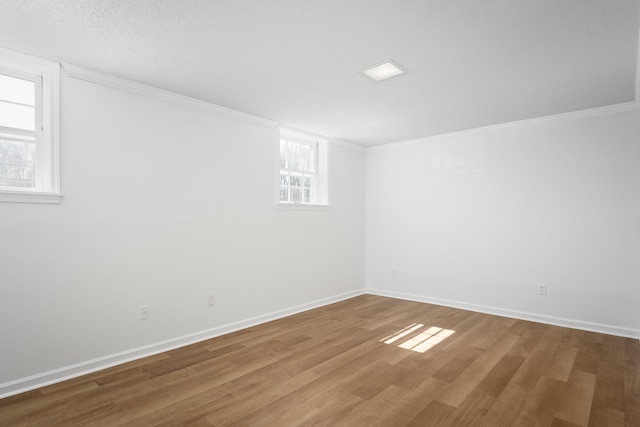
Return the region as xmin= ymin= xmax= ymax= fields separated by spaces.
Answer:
xmin=359 ymin=59 xmax=407 ymax=82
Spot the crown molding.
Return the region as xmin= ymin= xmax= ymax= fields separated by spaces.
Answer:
xmin=368 ymin=101 xmax=640 ymax=152
xmin=61 ymin=63 xmax=278 ymax=129
xmin=0 ymin=46 xmax=56 ymax=73
xmin=279 ymin=126 xmax=366 ymax=152
xmin=331 ymin=138 xmax=367 ymax=153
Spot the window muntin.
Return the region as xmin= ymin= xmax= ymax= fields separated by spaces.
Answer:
xmin=279 ymin=138 xmax=318 ymax=204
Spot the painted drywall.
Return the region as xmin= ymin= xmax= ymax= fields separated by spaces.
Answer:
xmin=0 ymin=69 xmax=366 ymax=393
xmin=366 ymin=106 xmax=640 ymax=337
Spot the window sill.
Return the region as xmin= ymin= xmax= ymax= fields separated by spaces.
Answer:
xmin=277 ymin=203 xmax=331 ymax=211
xmin=0 ymin=190 xmax=63 ymax=204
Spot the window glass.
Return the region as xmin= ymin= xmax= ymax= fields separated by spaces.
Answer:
xmin=0 ymin=138 xmax=36 ymax=188
xmin=279 ymin=138 xmax=318 ymax=204
xmin=278 ymin=129 xmax=328 ymax=207
xmin=0 ymin=74 xmax=36 ymax=131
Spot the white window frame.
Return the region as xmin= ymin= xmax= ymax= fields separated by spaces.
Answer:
xmin=277 ymin=127 xmax=330 ymax=209
xmin=0 ymin=48 xmax=61 ymax=204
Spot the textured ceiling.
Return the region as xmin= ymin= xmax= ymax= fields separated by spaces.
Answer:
xmin=0 ymin=0 xmax=638 ymax=146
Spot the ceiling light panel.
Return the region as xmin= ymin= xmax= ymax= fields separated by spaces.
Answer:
xmin=360 ymin=60 xmax=407 ymax=82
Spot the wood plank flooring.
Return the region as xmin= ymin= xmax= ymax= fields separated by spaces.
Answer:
xmin=1 ymin=295 xmax=638 ymax=426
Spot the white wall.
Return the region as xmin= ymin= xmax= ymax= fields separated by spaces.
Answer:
xmin=0 ymin=69 xmax=366 ymax=394
xmin=366 ymin=106 xmax=640 ymax=337
xmin=2 ymin=63 xmax=638 ymax=399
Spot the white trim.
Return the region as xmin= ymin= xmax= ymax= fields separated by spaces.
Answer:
xmin=61 ymin=63 xmax=278 ymax=129
xmin=279 ymin=125 xmax=329 ymax=142
xmin=367 ymin=288 xmax=640 ymax=339
xmin=368 ymin=101 xmax=640 ymax=152
xmin=0 ymin=289 xmax=365 ymax=399
xmin=635 ymin=7 xmax=640 ymax=102
xmin=44 ymin=63 xmax=61 ymax=194
xmin=0 ymin=190 xmax=62 ymax=203
xmin=0 ymin=47 xmax=55 ymax=73
xmin=276 ymin=202 xmax=331 ymax=211
xmin=279 ymin=127 xmax=366 ymax=152
xmin=331 ymin=138 xmax=366 ymax=153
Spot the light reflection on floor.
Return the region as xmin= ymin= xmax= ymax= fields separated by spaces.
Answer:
xmin=381 ymin=324 xmax=455 ymax=353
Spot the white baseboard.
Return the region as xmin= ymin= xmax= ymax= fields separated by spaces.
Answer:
xmin=366 ymin=288 xmax=640 ymax=339
xmin=3 ymin=287 xmax=635 ymax=399
xmin=0 ymin=289 xmax=366 ymax=399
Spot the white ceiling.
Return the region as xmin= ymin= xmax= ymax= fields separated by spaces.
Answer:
xmin=0 ymin=1 xmax=638 ymax=146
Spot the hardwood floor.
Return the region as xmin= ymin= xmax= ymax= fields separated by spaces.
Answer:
xmin=1 ymin=295 xmax=638 ymax=426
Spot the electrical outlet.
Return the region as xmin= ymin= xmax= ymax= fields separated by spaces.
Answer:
xmin=207 ymin=293 xmax=215 ymax=306
xmin=139 ymin=305 xmax=149 ymax=320
xmin=538 ymin=284 xmax=547 ymax=295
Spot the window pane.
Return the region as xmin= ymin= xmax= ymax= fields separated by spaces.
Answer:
xmin=0 ymin=101 xmax=35 ymax=131
xmin=290 ymin=175 xmax=301 ymax=187
xmin=280 ymin=173 xmax=289 ymax=186
xmin=279 ymin=156 xmax=286 ymax=168
xmin=0 ymin=74 xmax=35 ymax=106
xmin=291 ymin=188 xmax=301 ymax=202
xmin=279 ymin=186 xmax=288 ymax=201
xmin=304 ymin=189 xmax=311 ymax=203
xmin=291 ymin=141 xmax=301 ymax=157
xmin=0 ymin=138 xmax=35 ymax=188
xmin=303 ymin=176 xmax=311 ymax=188
xmin=300 ymin=156 xmax=309 ymax=172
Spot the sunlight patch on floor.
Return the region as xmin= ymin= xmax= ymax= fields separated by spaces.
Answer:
xmin=381 ymin=324 xmax=455 ymax=353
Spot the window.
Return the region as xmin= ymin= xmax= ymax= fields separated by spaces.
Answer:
xmin=278 ymin=128 xmax=329 ymax=207
xmin=0 ymin=71 xmax=40 ymax=189
xmin=279 ymin=138 xmax=317 ymax=204
xmin=0 ymin=48 xmax=60 ymax=203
